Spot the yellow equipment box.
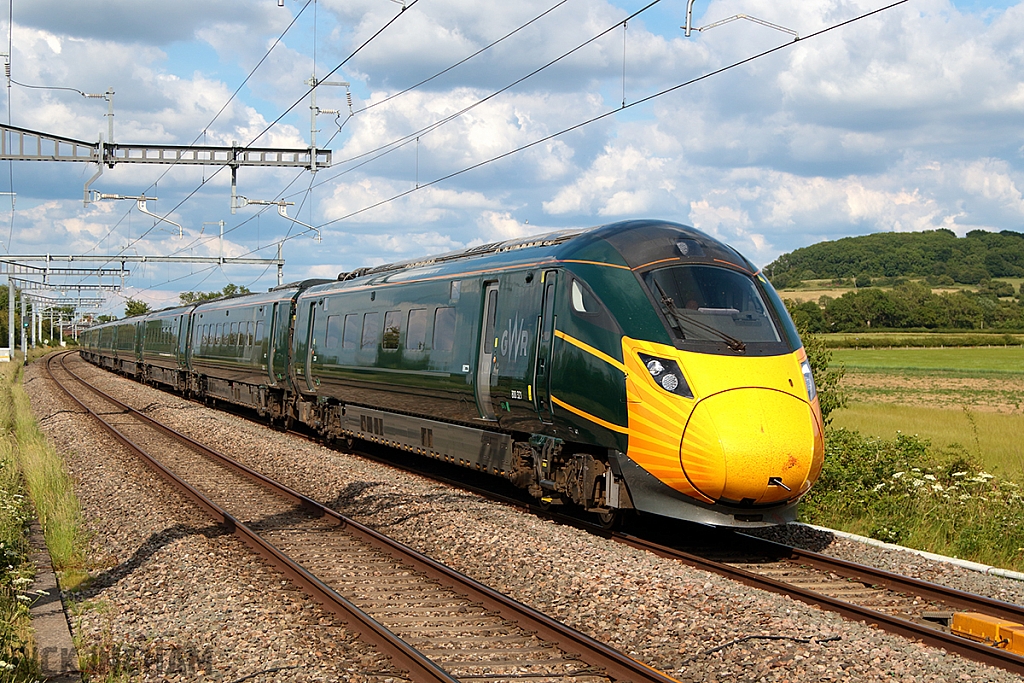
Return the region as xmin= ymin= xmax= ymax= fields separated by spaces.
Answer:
xmin=951 ymin=612 xmax=1024 ymax=655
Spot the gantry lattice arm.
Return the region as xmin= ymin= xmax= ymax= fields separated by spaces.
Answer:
xmin=0 ymin=123 xmax=330 ymax=168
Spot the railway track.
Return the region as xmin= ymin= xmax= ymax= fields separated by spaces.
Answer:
xmin=323 ymin=429 xmax=1024 ymax=676
xmin=617 ymin=527 xmax=1024 ymax=675
xmin=46 ymin=351 xmax=680 ymax=683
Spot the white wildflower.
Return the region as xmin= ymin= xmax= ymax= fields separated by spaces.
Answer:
xmin=892 ymin=472 xmax=905 ymax=479
xmin=923 ymin=474 xmax=937 ymax=481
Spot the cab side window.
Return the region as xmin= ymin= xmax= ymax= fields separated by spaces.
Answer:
xmin=567 ymin=278 xmax=620 ymax=333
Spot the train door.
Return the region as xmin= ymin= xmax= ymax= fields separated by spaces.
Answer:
xmin=534 ymin=270 xmax=558 ymax=423
xmin=475 ymin=282 xmax=499 ymax=420
xmin=303 ymin=301 xmax=317 ymax=392
xmin=266 ymin=303 xmax=279 ymax=385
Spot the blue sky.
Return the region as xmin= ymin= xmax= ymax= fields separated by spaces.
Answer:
xmin=4 ymin=0 xmax=1024 ymax=315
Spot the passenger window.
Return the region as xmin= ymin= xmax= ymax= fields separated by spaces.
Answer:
xmin=407 ymin=309 xmax=428 ymax=350
xmin=432 ymin=307 xmax=456 ymax=353
xmin=325 ymin=315 xmax=341 ymax=350
xmin=382 ymin=310 xmax=401 ymax=350
xmin=343 ymin=314 xmax=360 ymax=349
xmin=361 ymin=312 xmax=380 ymax=349
xmin=255 ymin=321 xmax=265 ymax=344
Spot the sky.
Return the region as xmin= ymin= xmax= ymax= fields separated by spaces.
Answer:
xmin=3 ymin=0 xmax=1024 ymax=315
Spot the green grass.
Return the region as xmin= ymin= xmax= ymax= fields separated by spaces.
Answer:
xmin=830 ymin=404 xmax=1024 ymax=479
xmin=833 ymin=345 xmax=1024 ymax=373
xmin=11 ymin=353 xmax=87 ymax=586
xmin=0 ymin=363 xmax=38 ymax=682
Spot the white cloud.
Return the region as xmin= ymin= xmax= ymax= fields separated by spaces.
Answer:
xmin=5 ymin=0 xmax=1024 ymax=316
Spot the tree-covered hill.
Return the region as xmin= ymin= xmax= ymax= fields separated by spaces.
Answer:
xmin=766 ymin=229 xmax=1024 ymax=288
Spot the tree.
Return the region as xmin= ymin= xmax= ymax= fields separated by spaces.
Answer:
xmin=180 ymin=284 xmax=252 ymax=305
xmin=125 ymin=298 xmax=151 ymax=317
xmin=785 ymin=300 xmax=827 ymax=333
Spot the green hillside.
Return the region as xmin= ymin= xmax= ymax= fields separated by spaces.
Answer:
xmin=765 ymin=229 xmax=1024 ymax=332
xmin=765 ymin=229 xmax=1024 ymax=288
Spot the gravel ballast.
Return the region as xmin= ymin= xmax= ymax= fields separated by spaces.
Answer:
xmin=28 ymin=355 xmax=1024 ymax=682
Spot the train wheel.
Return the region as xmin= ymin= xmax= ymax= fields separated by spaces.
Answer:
xmin=595 ymin=509 xmax=619 ymax=530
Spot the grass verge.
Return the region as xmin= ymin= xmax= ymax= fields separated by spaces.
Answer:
xmin=12 ymin=352 xmax=87 ymax=587
xmin=0 ymin=350 xmax=89 ymax=682
xmin=0 ymin=362 xmax=37 ymax=681
xmin=800 ymin=428 xmax=1024 ymax=571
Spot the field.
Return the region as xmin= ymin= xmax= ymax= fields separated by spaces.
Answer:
xmin=829 ymin=346 xmax=1024 ymax=478
xmin=778 ymin=276 xmax=1023 ymax=304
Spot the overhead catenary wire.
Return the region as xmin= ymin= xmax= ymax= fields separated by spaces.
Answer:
xmin=356 ymin=0 xmax=574 ymax=116
xmin=291 ymin=0 xmax=665 ymax=198
xmin=119 ymin=0 xmax=912 ymax=307
xmin=109 ymin=0 xmax=421 ymax=271
xmin=75 ymin=0 xmax=317 ymax=265
xmin=80 ymin=0 xmax=577 ymax=294
xmin=308 ymin=0 xmax=913 ymax=232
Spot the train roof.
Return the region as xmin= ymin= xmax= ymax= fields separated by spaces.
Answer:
xmin=310 ymin=219 xmax=756 ymax=294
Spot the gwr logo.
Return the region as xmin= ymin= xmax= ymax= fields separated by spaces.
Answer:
xmin=500 ymin=315 xmax=530 ymax=362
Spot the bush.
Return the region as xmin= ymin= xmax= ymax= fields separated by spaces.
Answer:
xmin=800 ymin=429 xmax=1024 ymax=570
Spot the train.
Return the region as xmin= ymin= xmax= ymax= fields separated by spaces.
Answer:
xmin=79 ymin=219 xmax=825 ymax=527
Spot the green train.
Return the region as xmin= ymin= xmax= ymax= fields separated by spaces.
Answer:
xmin=80 ymin=219 xmax=824 ymax=527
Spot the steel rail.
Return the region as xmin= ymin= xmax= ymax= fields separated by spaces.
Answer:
xmin=46 ymin=352 xmax=457 ymax=683
xmin=52 ymin=352 xmax=683 ymax=683
xmin=608 ymin=530 xmax=1024 ymax=675
xmin=318 ymin=435 xmax=1024 ymax=676
xmin=738 ymin=534 xmax=1024 ymax=624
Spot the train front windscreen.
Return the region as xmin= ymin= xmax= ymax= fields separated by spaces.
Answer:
xmin=642 ymin=264 xmax=801 ymax=356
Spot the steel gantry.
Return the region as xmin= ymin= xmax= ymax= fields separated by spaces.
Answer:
xmin=1 ymin=259 xmax=126 ymax=356
xmin=0 ymin=122 xmax=331 ymax=206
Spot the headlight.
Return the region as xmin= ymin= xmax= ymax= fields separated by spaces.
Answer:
xmin=800 ymin=359 xmax=817 ymax=402
xmin=638 ymin=353 xmax=693 ymax=398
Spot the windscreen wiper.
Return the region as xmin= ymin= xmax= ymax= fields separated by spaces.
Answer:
xmin=653 ymin=280 xmax=746 ymax=353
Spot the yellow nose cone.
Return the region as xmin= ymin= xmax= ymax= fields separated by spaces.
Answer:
xmin=680 ymin=389 xmax=819 ymax=504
